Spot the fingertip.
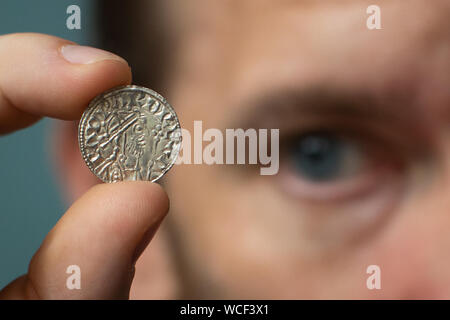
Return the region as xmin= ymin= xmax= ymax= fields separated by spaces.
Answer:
xmin=56 ymin=57 xmax=132 ymax=119
xmin=90 ymin=181 xmax=169 ymax=210
xmin=85 ymin=181 xmax=170 ymax=231
xmin=0 ymin=33 xmax=133 ymax=125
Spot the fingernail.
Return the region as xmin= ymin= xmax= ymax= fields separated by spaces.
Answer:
xmin=60 ymin=44 xmax=127 ymax=65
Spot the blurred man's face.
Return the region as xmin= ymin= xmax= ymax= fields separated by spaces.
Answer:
xmin=58 ymin=0 xmax=449 ymax=299
xmin=158 ymin=0 xmax=450 ymax=298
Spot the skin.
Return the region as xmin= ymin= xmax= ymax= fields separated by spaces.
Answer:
xmin=1 ymin=0 xmax=450 ymax=299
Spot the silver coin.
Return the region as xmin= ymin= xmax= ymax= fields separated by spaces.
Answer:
xmin=78 ymin=85 xmax=182 ymax=183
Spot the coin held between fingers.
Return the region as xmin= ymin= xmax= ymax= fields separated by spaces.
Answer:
xmin=78 ymin=85 xmax=182 ymax=183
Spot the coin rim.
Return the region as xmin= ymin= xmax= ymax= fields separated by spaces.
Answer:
xmin=78 ymin=85 xmax=182 ymax=183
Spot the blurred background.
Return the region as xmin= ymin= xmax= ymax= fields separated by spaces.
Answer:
xmin=0 ymin=0 xmax=97 ymax=289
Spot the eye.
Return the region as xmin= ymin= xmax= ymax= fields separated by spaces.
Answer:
xmin=133 ymin=123 xmax=144 ymax=134
xmin=289 ymin=132 xmax=362 ymax=183
xmin=279 ymin=129 xmax=405 ymax=203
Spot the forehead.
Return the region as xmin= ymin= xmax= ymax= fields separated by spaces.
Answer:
xmin=166 ymin=0 xmax=449 ymax=116
xmin=170 ymin=0 xmax=449 ymax=52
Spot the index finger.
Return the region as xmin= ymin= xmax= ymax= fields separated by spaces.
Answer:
xmin=0 ymin=33 xmax=132 ymax=134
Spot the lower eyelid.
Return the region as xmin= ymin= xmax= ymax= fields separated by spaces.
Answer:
xmin=277 ymin=160 xmax=404 ymax=204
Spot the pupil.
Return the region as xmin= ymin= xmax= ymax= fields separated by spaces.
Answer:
xmin=291 ymin=133 xmax=341 ymax=181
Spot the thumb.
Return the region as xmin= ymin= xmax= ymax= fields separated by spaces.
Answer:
xmin=0 ymin=181 xmax=169 ymax=299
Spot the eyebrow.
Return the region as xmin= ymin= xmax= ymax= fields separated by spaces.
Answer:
xmin=228 ymin=86 xmax=422 ymax=131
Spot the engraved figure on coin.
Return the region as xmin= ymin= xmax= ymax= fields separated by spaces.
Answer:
xmin=79 ymin=86 xmax=182 ymax=183
xmin=122 ymin=110 xmax=153 ymax=180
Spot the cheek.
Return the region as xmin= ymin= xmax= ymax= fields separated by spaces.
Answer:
xmin=349 ymin=175 xmax=450 ymax=299
xmin=166 ymin=158 xmax=397 ymax=296
xmin=165 ymin=164 xmax=310 ymax=297
xmin=165 ymin=162 xmax=400 ymax=297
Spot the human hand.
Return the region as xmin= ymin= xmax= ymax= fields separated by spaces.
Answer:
xmin=0 ymin=33 xmax=169 ymax=299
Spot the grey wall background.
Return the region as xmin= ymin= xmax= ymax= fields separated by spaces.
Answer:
xmin=0 ymin=0 xmax=98 ymax=289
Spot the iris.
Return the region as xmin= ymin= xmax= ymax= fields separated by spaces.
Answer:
xmin=290 ymin=132 xmax=355 ymax=182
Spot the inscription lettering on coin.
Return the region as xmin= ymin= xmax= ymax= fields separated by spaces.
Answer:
xmin=78 ymin=85 xmax=182 ymax=183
